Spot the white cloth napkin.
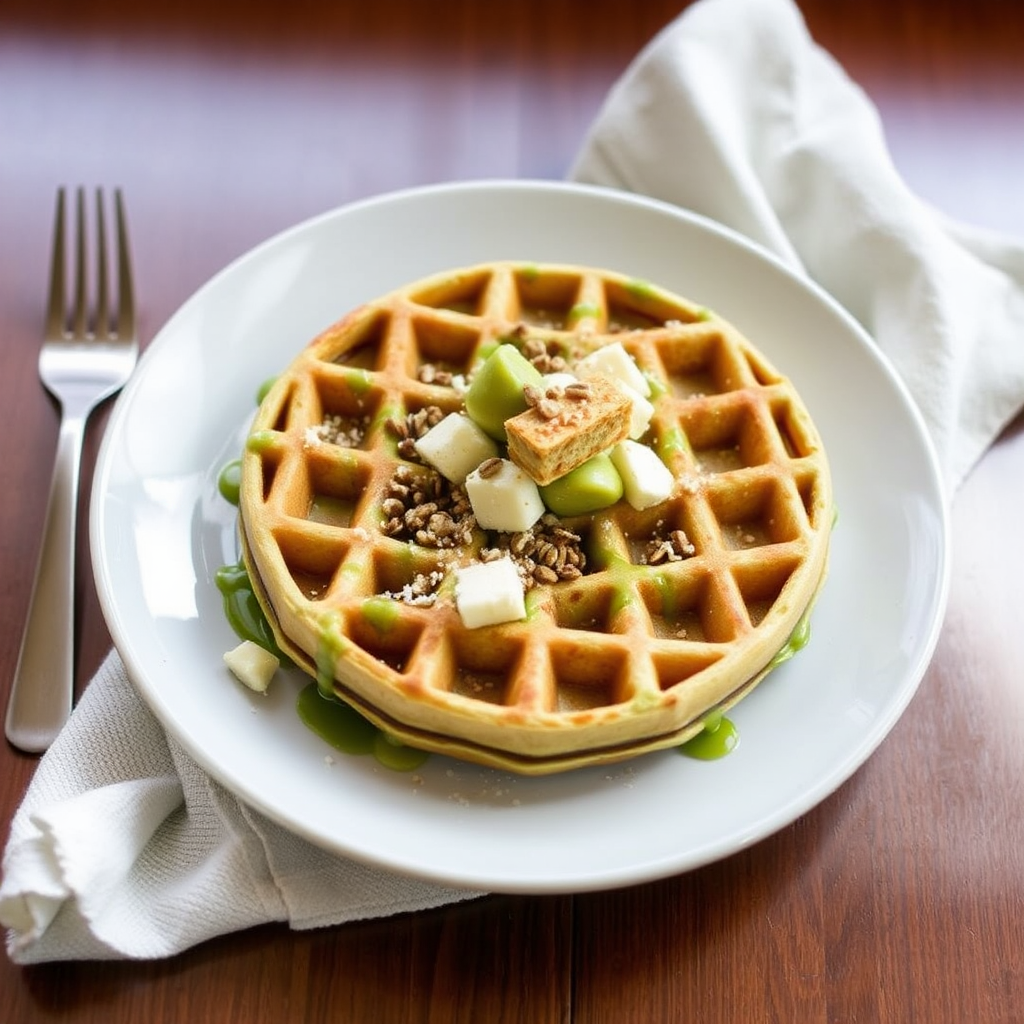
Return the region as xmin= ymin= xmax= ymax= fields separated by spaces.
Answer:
xmin=571 ymin=0 xmax=1024 ymax=495
xmin=0 ymin=652 xmax=479 ymax=962
xmin=6 ymin=0 xmax=1024 ymax=965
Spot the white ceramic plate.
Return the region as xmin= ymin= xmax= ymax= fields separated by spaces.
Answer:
xmin=92 ymin=181 xmax=949 ymax=893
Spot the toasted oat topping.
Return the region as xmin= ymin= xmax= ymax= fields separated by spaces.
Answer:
xmin=644 ymin=528 xmax=696 ymax=565
xmin=386 ymin=405 xmax=446 ymax=461
xmin=519 ymin=334 xmax=568 ymax=374
xmin=476 ymin=456 xmax=503 ymax=479
xmin=480 ymin=514 xmax=586 ymax=590
xmin=380 ymin=465 xmax=476 ymax=548
xmin=417 ymin=363 xmax=455 ymax=387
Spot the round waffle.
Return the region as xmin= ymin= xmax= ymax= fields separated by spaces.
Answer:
xmin=238 ymin=261 xmax=832 ymax=774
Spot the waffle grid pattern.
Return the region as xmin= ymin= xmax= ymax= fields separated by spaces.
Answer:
xmin=240 ymin=263 xmax=832 ymax=772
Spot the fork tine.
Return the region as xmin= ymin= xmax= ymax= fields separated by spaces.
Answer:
xmin=71 ymin=186 xmax=88 ymax=339
xmin=8 ymin=186 xmax=140 ymax=752
xmin=94 ymin=189 xmax=110 ymax=338
xmin=114 ymin=189 xmax=135 ymax=341
xmin=44 ymin=188 xmax=67 ymax=340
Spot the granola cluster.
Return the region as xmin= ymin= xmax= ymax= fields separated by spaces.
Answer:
xmin=416 ymin=362 xmax=464 ymax=388
xmin=379 ymin=465 xmax=476 ymax=549
xmin=518 ymin=332 xmax=568 ymax=374
xmin=522 ymin=378 xmax=592 ymax=421
xmin=480 ymin=514 xmax=585 ymax=590
xmin=644 ymin=528 xmax=695 ymax=565
xmin=386 ymin=405 xmax=446 ymax=461
xmin=377 ymin=333 xmax=693 ymax=605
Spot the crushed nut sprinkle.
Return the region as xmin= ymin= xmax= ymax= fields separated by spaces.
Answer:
xmin=477 ymin=457 xmax=502 ymax=479
xmin=417 ymin=363 xmax=455 ymax=387
xmin=524 ymin=381 xmax=591 ymax=418
xmin=480 ymin=514 xmax=586 ymax=590
xmin=536 ymin=398 xmax=561 ymax=420
xmin=644 ymin=527 xmax=697 ymax=565
xmin=380 ymin=464 xmax=476 ymax=548
xmin=563 ymin=381 xmax=591 ymax=400
xmin=519 ymin=335 xmax=568 ymax=374
xmin=307 ymin=413 xmax=368 ymax=448
xmin=381 ymin=570 xmax=444 ymax=606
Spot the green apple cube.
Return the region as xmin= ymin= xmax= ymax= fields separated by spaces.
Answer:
xmin=464 ymin=344 xmax=543 ymax=440
xmin=539 ymin=453 xmax=623 ymax=517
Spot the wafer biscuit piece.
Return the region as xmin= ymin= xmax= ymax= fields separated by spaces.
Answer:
xmin=238 ymin=261 xmax=833 ymax=774
xmin=506 ymin=375 xmax=631 ymax=485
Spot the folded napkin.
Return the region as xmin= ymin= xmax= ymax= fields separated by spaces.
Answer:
xmin=0 ymin=652 xmax=479 ymax=962
xmin=6 ymin=0 xmax=1024 ymax=965
xmin=571 ymin=0 xmax=1024 ymax=495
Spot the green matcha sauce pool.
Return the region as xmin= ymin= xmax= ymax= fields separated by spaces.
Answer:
xmin=215 ymin=558 xmax=430 ymax=771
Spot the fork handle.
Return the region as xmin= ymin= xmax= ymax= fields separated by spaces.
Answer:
xmin=5 ymin=415 xmax=84 ymax=752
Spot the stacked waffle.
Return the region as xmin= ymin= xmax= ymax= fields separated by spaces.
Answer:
xmin=238 ymin=262 xmax=832 ymax=774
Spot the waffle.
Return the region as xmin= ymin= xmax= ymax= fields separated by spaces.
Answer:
xmin=238 ymin=261 xmax=832 ymax=774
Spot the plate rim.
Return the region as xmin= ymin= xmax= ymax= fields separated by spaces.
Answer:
xmin=90 ymin=178 xmax=952 ymax=892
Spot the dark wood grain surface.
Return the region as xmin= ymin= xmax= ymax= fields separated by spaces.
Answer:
xmin=2 ymin=1 xmax=1022 ymax=1021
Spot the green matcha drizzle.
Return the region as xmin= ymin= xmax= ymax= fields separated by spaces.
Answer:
xmin=214 ymin=563 xmax=287 ymax=661
xmin=627 ymin=278 xmax=656 ymax=300
xmin=315 ymin=611 xmax=347 ymax=698
xmin=569 ymin=302 xmax=600 ymax=323
xmin=216 ymin=386 xmax=427 ymax=773
xmin=245 ymin=429 xmax=278 ymax=454
xmin=768 ymin=611 xmax=811 ymax=670
xmin=217 ymin=459 xmax=242 ymax=505
xmin=658 ymin=427 xmax=688 ymax=460
xmin=344 ymin=368 xmax=373 ymax=394
xmin=256 ymin=376 xmax=278 ymax=404
xmin=679 ymin=714 xmax=739 ymax=760
xmin=677 ymin=606 xmax=815 ymax=761
xmin=297 ymin=683 xmax=429 ymax=771
xmin=644 ymin=372 xmax=669 ymax=400
xmin=361 ymin=596 xmax=400 ymax=633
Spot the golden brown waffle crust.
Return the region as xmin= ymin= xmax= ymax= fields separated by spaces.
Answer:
xmin=239 ymin=261 xmax=833 ymax=775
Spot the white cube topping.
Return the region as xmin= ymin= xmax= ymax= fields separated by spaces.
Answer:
xmin=540 ymin=371 xmax=580 ymax=391
xmin=464 ymin=458 xmax=545 ymax=533
xmin=413 ymin=412 xmax=499 ymax=484
xmin=614 ymin=380 xmax=655 ymax=439
xmin=575 ymin=341 xmax=652 ymax=398
xmin=455 ymin=557 xmax=526 ymax=629
xmin=223 ymin=640 xmax=280 ymax=694
xmin=610 ymin=440 xmax=675 ymax=510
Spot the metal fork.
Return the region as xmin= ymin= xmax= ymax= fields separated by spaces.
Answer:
xmin=5 ymin=187 xmax=138 ymax=753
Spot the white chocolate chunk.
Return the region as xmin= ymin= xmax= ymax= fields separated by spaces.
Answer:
xmin=613 ymin=380 xmax=655 ymax=439
xmin=414 ymin=412 xmax=498 ymax=484
xmin=610 ymin=440 xmax=675 ymax=510
xmin=575 ymin=341 xmax=651 ymax=398
xmin=540 ymin=371 xmax=580 ymax=391
xmin=465 ymin=459 xmax=545 ymax=532
xmin=223 ymin=640 xmax=279 ymax=693
xmin=455 ymin=557 xmax=527 ymax=629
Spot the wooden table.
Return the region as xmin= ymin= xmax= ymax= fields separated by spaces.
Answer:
xmin=2 ymin=1 xmax=1022 ymax=1020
